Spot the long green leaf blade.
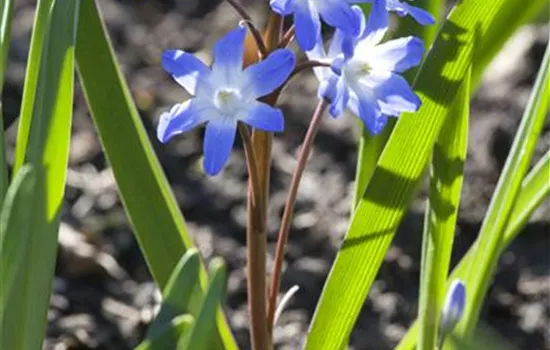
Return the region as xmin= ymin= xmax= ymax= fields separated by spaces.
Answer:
xmin=75 ymin=0 xmax=192 ymax=289
xmin=178 ymin=258 xmax=228 ymax=350
xmin=352 ymin=1 xmax=546 ymax=212
xmin=304 ymin=0 xmax=523 ymax=346
xmin=1 ymin=1 xmax=79 ymax=348
xmin=471 ymin=0 xmax=548 ymax=85
xmin=0 ymin=0 xmax=14 ymax=83
xmin=0 ymin=109 xmax=6 ymax=205
xmin=136 ymin=315 xmax=195 ymax=350
xmin=74 ymin=3 xmax=236 ymax=348
xmin=12 ymin=0 xmax=53 ymax=173
xmin=450 ymin=41 xmax=550 ymax=344
xmin=397 ymin=150 xmax=550 ymax=350
xmin=418 ymin=67 xmax=470 ymax=350
xmin=0 ymin=165 xmax=35 ymax=324
xmin=146 ymin=249 xmax=201 ymax=339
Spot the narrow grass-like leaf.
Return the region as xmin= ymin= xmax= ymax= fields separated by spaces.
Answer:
xmin=0 ymin=165 xmax=35 ymax=324
xmin=0 ymin=109 xmax=6 ymax=205
xmin=12 ymin=0 xmax=53 ymax=173
xmin=74 ymin=3 xmax=236 ymax=348
xmin=304 ymin=0 xmax=524 ymax=346
xmin=450 ymin=43 xmax=550 ymax=343
xmin=0 ymin=0 xmax=14 ymax=81
xmin=418 ymin=67 xmax=469 ymax=350
xmin=397 ymin=150 xmax=550 ymax=349
xmin=352 ymin=1 xmax=545 ymax=212
xmin=502 ymin=151 xmax=550 ymax=241
xmin=136 ymin=315 xmax=195 ymax=350
xmin=1 ymin=1 xmax=79 ymax=349
xmin=76 ymin=0 xmax=192 ymax=289
xmin=178 ymin=258 xmax=228 ymax=350
xmin=146 ymin=249 xmax=201 ymax=339
xmin=471 ymin=0 xmax=548 ymax=85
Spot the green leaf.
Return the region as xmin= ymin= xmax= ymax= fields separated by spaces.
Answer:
xmin=503 ymin=150 xmax=550 ymax=242
xmin=178 ymin=258 xmax=228 ymax=350
xmin=74 ymin=3 xmax=236 ymax=348
xmin=471 ymin=0 xmax=548 ymax=85
xmin=0 ymin=1 xmax=79 ymax=349
xmin=12 ymin=0 xmax=53 ymax=173
xmin=76 ymin=0 xmax=192 ymax=289
xmin=305 ymin=0 xmax=523 ymax=346
xmin=450 ymin=40 xmax=550 ymax=344
xmin=0 ymin=0 xmax=14 ymax=84
xmin=352 ymin=1 xmax=546 ymax=212
xmin=146 ymin=249 xmax=202 ymax=339
xmin=0 ymin=165 xmax=35 ymax=323
xmin=0 ymin=108 xmax=6 ymax=206
xmin=397 ymin=150 xmax=550 ymax=350
xmin=418 ymin=67 xmax=470 ymax=350
xmin=136 ymin=314 xmax=195 ymax=350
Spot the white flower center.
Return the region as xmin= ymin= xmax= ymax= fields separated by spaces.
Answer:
xmin=214 ymin=89 xmax=242 ymax=116
xmin=343 ymin=60 xmax=372 ymax=83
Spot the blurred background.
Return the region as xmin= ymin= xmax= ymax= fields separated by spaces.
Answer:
xmin=2 ymin=0 xmax=549 ymax=349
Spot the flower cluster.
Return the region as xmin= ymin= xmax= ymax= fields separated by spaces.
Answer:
xmin=157 ymin=0 xmax=434 ymax=175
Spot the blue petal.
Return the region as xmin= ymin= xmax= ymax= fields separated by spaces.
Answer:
xmin=319 ymin=75 xmax=349 ymax=118
xmin=318 ymin=0 xmax=360 ymax=36
xmin=270 ymin=0 xmax=295 ymax=15
xmin=212 ymin=24 xmax=246 ymax=83
xmin=367 ymin=71 xmax=421 ymax=115
xmin=365 ymin=0 xmax=389 ymax=45
xmin=203 ymin=119 xmax=237 ymax=175
xmin=349 ymin=85 xmax=387 ymax=134
xmin=162 ymin=50 xmax=210 ymax=95
xmin=242 ymin=49 xmax=295 ymax=98
xmin=328 ymin=30 xmax=355 ymax=60
xmin=294 ymin=1 xmax=321 ymax=51
xmin=370 ymin=36 xmax=424 ymax=73
xmin=399 ymin=2 xmax=435 ymax=25
xmin=239 ymin=101 xmax=285 ymax=132
xmin=157 ymin=99 xmax=214 ymax=143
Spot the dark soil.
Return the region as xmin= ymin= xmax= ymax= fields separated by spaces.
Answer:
xmin=2 ymin=1 xmax=549 ymax=349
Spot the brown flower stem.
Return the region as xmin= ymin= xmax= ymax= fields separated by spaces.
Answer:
xmin=243 ymin=11 xmax=283 ymax=350
xmin=278 ymin=25 xmax=295 ymax=48
xmin=267 ymin=99 xmax=329 ymax=331
xmin=225 ymin=0 xmax=268 ymax=58
xmin=289 ymin=60 xmax=331 ymax=81
xmin=238 ymin=123 xmax=262 ymax=212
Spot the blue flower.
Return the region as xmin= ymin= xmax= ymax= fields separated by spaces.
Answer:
xmin=307 ymin=7 xmax=423 ymax=134
xmin=366 ymin=0 xmax=435 ymax=37
xmin=157 ymin=24 xmax=295 ymax=175
xmin=440 ymin=279 xmax=466 ymax=335
xmin=270 ymin=0 xmax=361 ymax=51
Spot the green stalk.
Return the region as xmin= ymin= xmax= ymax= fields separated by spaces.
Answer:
xmin=418 ymin=68 xmax=470 ymax=350
xmin=448 ymin=43 xmax=550 ymax=344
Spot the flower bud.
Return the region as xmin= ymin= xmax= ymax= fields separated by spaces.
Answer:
xmin=440 ymin=279 xmax=466 ymax=335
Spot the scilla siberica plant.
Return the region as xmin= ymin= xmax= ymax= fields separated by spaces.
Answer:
xmin=156 ymin=0 xmax=434 ymax=348
xmin=2 ymin=0 xmax=548 ymax=349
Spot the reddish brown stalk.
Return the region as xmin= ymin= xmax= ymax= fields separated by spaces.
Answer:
xmin=267 ymin=99 xmax=329 ymax=330
xmin=289 ymin=60 xmax=331 ymax=81
xmin=244 ymin=11 xmax=283 ymax=350
xmin=278 ymin=25 xmax=295 ymax=48
xmin=225 ymin=0 xmax=268 ymax=59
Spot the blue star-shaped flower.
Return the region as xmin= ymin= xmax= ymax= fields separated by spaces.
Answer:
xmin=157 ymin=24 xmax=295 ymax=175
xmin=270 ymin=0 xmax=361 ymax=51
xmin=307 ymin=6 xmax=423 ymax=134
